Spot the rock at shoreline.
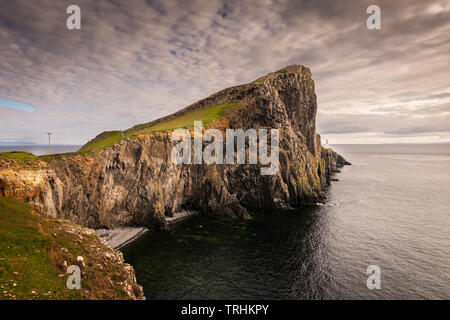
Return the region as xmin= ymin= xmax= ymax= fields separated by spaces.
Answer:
xmin=96 ymin=227 xmax=148 ymax=249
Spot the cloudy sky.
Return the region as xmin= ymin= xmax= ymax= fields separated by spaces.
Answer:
xmin=0 ymin=0 xmax=449 ymax=145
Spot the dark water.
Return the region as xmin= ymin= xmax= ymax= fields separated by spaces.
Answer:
xmin=122 ymin=144 xmax=450 ymax=299
xmin=0 ymin=145 xmax=81 ymax=156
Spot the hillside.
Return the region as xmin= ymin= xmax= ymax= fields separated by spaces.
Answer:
xmin=0 ymin=197 xmax=144 ymax=300
xmin=79 ymin=101 xmax=241 ymax=153
xmin=78 ymin=66 xmax=315 ymax=153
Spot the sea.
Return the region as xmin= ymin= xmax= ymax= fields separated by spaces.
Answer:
xmin=120 ymin=144 xmax=450 ymax=300
xmin=2 ymin=144 xmax=448 ymax=299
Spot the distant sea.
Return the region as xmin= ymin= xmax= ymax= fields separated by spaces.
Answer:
xmin=0 ymin=145 xmax=81 ymax=156
xmin=121 ymin=144 xmax=450 ymax=299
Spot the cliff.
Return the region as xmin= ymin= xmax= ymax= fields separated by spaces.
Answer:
xmin=0 ymin=65 xmax=349 ymax=230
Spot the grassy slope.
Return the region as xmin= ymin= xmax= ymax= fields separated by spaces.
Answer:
xmin=125 ymin=101 xmax=239 ymax=137
xmin=0 ymin=101 xmax=239 ymax=161
xmin=0 ymin=151 xmax=38 ymax=163
xmin=0 ymin=99 xmax=241 ymax=161
xmin=0 ymin=151 xmax=72 ymax=168
xmin=78 ymin=131 xmax=123 ymax=153
xmin=0 ymin=198 xmax=136 ymax=300
xmin=79 ymin=101 xmax=240 ymax=153
xmin=0 ymin=198 xmax=79 ymax=300
xmin=0 ymin=66 xmax=300 ymax=160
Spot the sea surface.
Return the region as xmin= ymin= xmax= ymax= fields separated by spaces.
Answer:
xmin=121 ymin=144 xmax=450 ymax=299
xmin=0 ymin=145 xmax=81 ymax=156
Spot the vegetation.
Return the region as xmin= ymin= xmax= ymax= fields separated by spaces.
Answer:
xmin=38 ymin=152 xmax=83 ymax=160
xmin=0 ymin=197 xmax=138 ymax=300
xmin=78 ymin=130 xmax=123 ymax=154
xmin=0 ymin=101 xmax=241 ymax=161
xmin=0 ymin=151 xmax=37 ymax=163
xmin=0 ymin=198 xmax=79 ymax=300
xmin=0 ymin=151 xmax=81 ymax=166
xmin=124 ymin=101 xmax=240 ymax=138
xmin=276 ymin=68 xmax=288 ymax=74
xmin=79 ymin=101 xmax=241 ymax=153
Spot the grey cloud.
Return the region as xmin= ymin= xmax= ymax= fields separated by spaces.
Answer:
xmin=385 ymin=124 xmax=450 ymax=135
xmin=373 ymin=102 xmax=450 ymax=115
xmin=318 ymin=113 xmax=450 ymax=135
xmin=0 ymin=0 xmax=449 ymax=145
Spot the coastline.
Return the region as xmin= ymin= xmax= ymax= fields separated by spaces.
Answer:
xmin=95 ymin=210 xmax=200 ymax=249
xmin=96 ymin=227 xmax=149 ymax=249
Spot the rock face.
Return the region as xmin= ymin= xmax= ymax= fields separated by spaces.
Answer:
xmin=0 ymin=65 xmax=349 ymax=229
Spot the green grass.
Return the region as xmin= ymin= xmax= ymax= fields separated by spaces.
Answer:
xmin=0 ymin=198 xmax=140 ymax=300
xmin=78 ymin=131 xmax=124 ymax=154
xmin=78 ymin=101 xmax=241 ymax=153
xmin=38 ymin=152 xmax=84 ymax=160
xmin=0 ymin=198 xmax=80 ymax=300
xmin=0 ymin=151 xmax=84 ymax=165
xmin=0 ymin=102 xmax=240 ymax=160
xmin=124 ymin=101 xmax=240 ymax=138
xmin=0 ymin=151 xmax=37 ymax=163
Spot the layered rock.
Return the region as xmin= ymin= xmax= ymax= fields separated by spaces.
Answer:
xmin=0 ymin=65 xmax=349 ymax=229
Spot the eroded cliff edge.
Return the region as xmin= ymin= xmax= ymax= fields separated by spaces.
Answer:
xmin=0 ymin=65 xmax=349 ymax=230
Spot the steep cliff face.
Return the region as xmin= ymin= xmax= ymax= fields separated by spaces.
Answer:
xmin=0 ymin=65 xmax=349 ymax=229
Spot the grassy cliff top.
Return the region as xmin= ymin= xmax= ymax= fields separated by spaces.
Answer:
xmin=0 ymin=101 xmax=240 ymax=160
xmin=0 ymin=65 xmax=309 ymax=160
xmin=78 ymin=65 xmax=310 ymax=154
xmin=79 ymin=101 xmax=240 ymax=153
xmin=0 ymin=151 xmax=38 ymax=163
xmin=0 ymin=151 xmax=46 ymax=170
xmin=0 ymin=151 xmax=80 ymax=168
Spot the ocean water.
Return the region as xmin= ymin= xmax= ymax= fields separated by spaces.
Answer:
xmin=0 ymin=145 xmax=81 ymax=156
xmin=121 ymin=144 xmax=450 ymax=300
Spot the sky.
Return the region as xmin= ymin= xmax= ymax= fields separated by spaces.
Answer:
xmin=0 ymin=0 xmax=449 ymax=145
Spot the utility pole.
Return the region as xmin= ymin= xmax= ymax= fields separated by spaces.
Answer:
xmin=46 ymin=132 xmax=52 ymax=154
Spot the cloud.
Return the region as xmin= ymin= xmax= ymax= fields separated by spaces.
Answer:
xmin=318 ymin=112 xmax=450 ymax=136
xmin=0 ymin=0 xmax=449 ymax=144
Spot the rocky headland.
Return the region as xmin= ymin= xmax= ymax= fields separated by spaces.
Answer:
xmin=0 ymin=65 xmax=349 ymax=228
xmin=0 ymin=65 xmax=349 ymax=299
